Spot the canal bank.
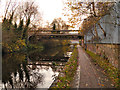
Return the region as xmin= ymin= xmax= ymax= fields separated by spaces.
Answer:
xmin=50 ymin=46 xmax=78 ymax=88
xmin=2 ymin=42 xmax=73 ymax=89
xmin=50 ymin=45 xmax=116 ymax=89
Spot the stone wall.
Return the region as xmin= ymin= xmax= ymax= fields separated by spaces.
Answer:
xmin=86 ymin=43 xmax=119 ymax=68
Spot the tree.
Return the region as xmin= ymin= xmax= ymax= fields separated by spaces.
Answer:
xmin=18 ymin=1 xmax=39 ymax=39
xmin=66 ymin=0 xmax=114 ymax=38
xmin=51 ymin=17 xmax=69 ymax=30
xmin=2 ymin=0 xmax=42 ymax=52
xmin=53 ymin=23 xmax=56 ymax=30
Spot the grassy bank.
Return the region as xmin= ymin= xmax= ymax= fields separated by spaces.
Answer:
xmin=86 ymin=50 xmax=120 ymax=88
xmin=51 ymin=46 xmax=78 ymax=88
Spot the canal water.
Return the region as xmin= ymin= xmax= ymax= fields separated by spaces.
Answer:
xmin=2 ymin=41 xmax=74 ymax=89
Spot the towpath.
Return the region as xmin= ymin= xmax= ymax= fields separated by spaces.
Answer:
xmin=71 ymin=45 xmax=115 ymax=88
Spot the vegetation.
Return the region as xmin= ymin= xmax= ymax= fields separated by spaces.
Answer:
xmin=2 ymin=1 xmax=41 ymax=53
xmin=2 ymin=0 xmax=70 ymax=54
xmin=65 ymin=0 xmax=115 ymax=40
xmin=86 ymin=50 xmax=120 ymax=88
xmin=51 ymin=17 xmax=70 ymax=30
xmin=51 ymin=46 xmax=78 ymax=88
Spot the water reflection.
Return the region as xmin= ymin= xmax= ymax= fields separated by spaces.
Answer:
xmin=2 ymin=54 xmax=43 ymax=89
xmin=29 ymin=66 xmax=59 ymax=88
xmin=2 ymin=45 xmax=73 ymax=89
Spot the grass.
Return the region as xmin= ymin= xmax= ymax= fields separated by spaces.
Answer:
xmin=86 ymin=50 xmax=120 ymax=88
xmin=51 ymin=46 xmax=78 ymax=88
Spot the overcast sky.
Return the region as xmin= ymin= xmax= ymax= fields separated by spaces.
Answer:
xmin=0 ymin=0 xmax=88 ymax=29
xmin=0 ymin=0 xmax=68 ymax=24
xmin=35 ymin=0 xmax=66 ymax=23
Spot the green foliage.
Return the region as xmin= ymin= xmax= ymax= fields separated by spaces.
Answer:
xmin=2 ymin=17 xmax=28 ymax=53
xmin=51 ymin=47 xmax=78 ymax=88
xmin=2 ymin=20 xmax=11 ymax=31
xmin=3 ymin=39 xmax=26 ymax=53
xmin=86 ymin=50 xmax=119 ymax=88
xmin=2 ymin=18 xmax=27 ymax=53
xmin=2 ymin=1 xmax=40 ymax=53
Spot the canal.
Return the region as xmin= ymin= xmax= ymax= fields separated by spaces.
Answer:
xmin=2 ymin=40 xmax=75 ymax=89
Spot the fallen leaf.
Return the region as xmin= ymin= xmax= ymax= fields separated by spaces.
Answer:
xmin=111 ymin=84 xmax=114 ymax=87
xmin=86 ymin=83 xmax=88 ymax=87
xmin=101 ymin=84 xmax=104 ymax=86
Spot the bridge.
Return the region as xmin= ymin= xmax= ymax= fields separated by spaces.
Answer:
xmin=28 ymin=30 xmax=84 ymax=40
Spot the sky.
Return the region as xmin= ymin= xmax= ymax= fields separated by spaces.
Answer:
xmin=0 ymin=0 xmax=68 ymax=24
xmin=0 ymin=0 xmax=87 ymax=29
xmin=35 ymin=0 xmax=66 ymax=23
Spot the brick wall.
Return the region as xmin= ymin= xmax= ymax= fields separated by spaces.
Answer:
xmin=86 ymin=44 xmax=119 ymax=68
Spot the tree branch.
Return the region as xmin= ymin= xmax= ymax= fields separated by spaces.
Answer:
xmin=4 ymin=0 xmax=11 ymax=21
xmin=97 ymin=22 xmax=106 ymax=37
xmin=94 ymin=24 xmax=98 ymax=37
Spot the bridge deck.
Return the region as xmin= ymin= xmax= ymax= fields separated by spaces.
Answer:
xmin=30 ymin=30 xmax=81 ymax=32
xmin=28 ymin=30 xmax=84 ymax=40
xmin=35 ymin=34 xmax=82 ymax=36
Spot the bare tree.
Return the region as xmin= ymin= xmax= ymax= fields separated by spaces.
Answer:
xmin=15 ymin=1 xmax=39 ymax=39
xmin=3 ymin=0 xmax=11 ymax=22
